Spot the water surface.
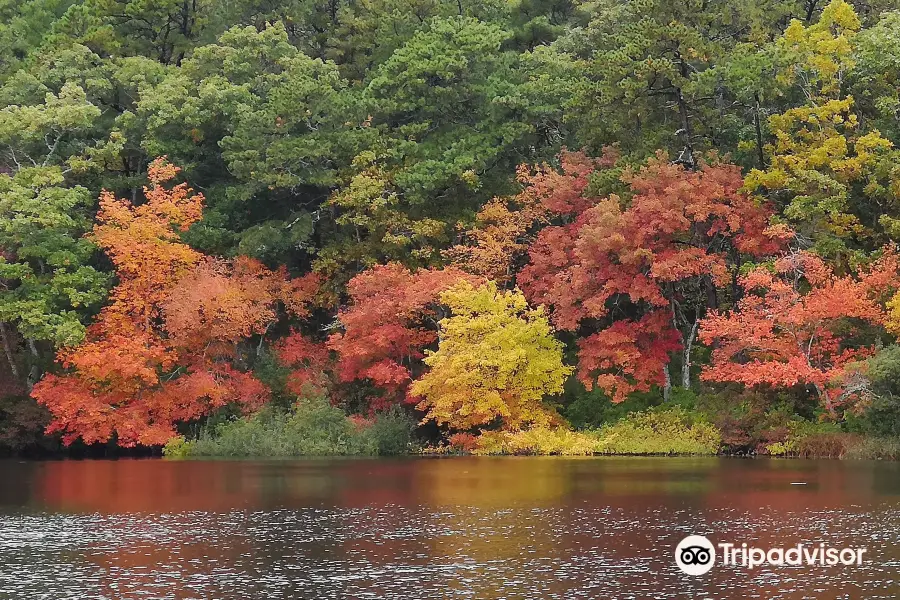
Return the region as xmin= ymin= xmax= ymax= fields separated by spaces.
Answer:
xmin=1 ymin=457 xmax=899 ymax=599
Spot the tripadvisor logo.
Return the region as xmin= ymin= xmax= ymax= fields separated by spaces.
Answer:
xmin=674 ymin=535 xmax=867 ymax=575
xmin=675 ymin=535 xmax=716 ymax=575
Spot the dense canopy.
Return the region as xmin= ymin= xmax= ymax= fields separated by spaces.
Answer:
xmin=5 ymin=0 xmax=900 ymax=454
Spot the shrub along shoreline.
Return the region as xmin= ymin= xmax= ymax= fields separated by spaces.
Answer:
xmin=164 ymin=399 xmax=900 ymax=460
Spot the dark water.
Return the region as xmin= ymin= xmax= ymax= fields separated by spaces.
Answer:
xmin=1 ymin=458 xmax=900 ymax=599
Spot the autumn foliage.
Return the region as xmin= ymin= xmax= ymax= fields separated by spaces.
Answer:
xmin=22 ymin=146 xmax=900 ymax=448
xmin=699 ymin=249 xmax=897 ymax=414
xmin=518 ymin=153 xmax=784 ymax=401
xmin=32 ymin=159 xmax=317 ymax=446
xmin=275 ymin=331 xmax=331 ymax=397
xmin=327 ymin=263 xmax=479 ymax=409
xmin=411 ymin=281 xmax=571 ymax=431
xmin=446 ymin=149 xmax=617 ymax=282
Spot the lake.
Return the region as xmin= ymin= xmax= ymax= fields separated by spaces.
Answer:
xmin=1 ymin=457 xmax=899 ymax=599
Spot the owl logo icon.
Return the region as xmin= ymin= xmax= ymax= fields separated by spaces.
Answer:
xmin=675 ymin=535 xmax=716 ymax=575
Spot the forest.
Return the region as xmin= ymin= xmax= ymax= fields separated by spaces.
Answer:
xmin=4 ymin=0 xmax=900 ymax=457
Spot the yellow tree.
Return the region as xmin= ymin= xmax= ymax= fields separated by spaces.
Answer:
xmin=745 ymin=0 xmax=896 ymax=254
xmin=411 ymin=281 xmax=572 ymax=431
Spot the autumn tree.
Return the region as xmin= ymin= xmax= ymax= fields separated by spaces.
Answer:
xmin=163 ymin=257 xmax=318 ymax=349
xmin=32 ymin=158 xmax=209 ymax=445
xmin=31 ymin=159 xmax=317 ymax=446
xmin=275 ymin=330 xmax=332 ymax=398
xmin=162 ymin=255 xmax=320 ymax=421
xmin=745 ymin=0 xmax=898 ymax=255
xmin=446 ymin=149 xmax=621 ymax=283
xmin=699 ymin=250 xmax=896 ymax=415
xmin=443 ymin=195 xmax=543 ymax=284
xmin=327 ymin=263 xmax=478 ymax=410
xmin=411 ymin=281 xmax=571 ymax=431
xmin=519 ymin=152 xmax=783 ymax=402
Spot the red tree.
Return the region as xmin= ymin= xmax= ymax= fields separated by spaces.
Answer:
xmin=699 ymin=250 xmax=895 ymax=415
xmin=327 ymin=263 xmax=478 ymax=410
xmin=445 ymin=150 xmax=617 ymax=281
xmin=275 ymin=331 xmax=331 ymax=397
xmin=518 ymin=152 xmax=785 ymax=401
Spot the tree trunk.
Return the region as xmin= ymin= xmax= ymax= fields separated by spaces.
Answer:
xmin=815 ymin=384 xmax=836 ymax=418
xmin=663 ymin=364 xmax=672 ymax=402
xmin=27 ymin=365 xmax=39 ymax=391
xmin=703 ymin=275 xmax=719 ymax=309
xmin=681 ymin=320 xmax=699 ymax=389
xmin=25 ymin=338 xmax=40 ymax=391
xmin=0 ymin=322 xmax=19 ymax=379
xmin=676 ymin=88 xmax=695 ymax=169
xmin=675 ymin=55 xmax=696 ymax=170
xmin=754 ymin=92 xmax=766 ymax=169
xmin=805 ymin=0 xmax=819 ymax=23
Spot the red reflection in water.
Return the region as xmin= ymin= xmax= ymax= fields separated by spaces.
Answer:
xmin=2 ymin=457 xmax=899 ymax=600
xmin=18 ymin=457 xmax=897 ymax=514
xmin=35 ymin=460 xmax=261 ymax=512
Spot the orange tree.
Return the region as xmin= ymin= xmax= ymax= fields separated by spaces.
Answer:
xmin=32 ymin=158 xmax=316 ymax=446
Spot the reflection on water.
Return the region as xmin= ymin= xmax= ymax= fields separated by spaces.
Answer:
xmin=1 ymin=457 xmax=900 ymax=599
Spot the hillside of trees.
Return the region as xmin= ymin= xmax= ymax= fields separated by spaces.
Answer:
xmin=5 ymin=0 xmax=900 ymax=456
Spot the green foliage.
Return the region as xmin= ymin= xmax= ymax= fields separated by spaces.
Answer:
xmin=245 ymin=347 xmax=295 ymax=409
xmin=852 ymin=11 xmax=900 ymax=141
xmin=366 ymin=17 xmax=526 ymax=198
xmin=565 ymin=0 xmax=796 ymax=161
xmin=593 ymin=407 xmax=722 ymax=455
xmin=333 ymin=0 xmax=506 ymax=78
xmin=859 ymin=344 xmax=900 ymax=397
xmin=160 ymin=434 xmax=191 ymax=458
xmin=845 ymin=346 xmax=900 ymax=436
xmin=562 ymin=381 xmax=662 ymax=430
xmin=358 ymin=405 xmax=417 ymax=456
xmin=51 ymin=0 xmax=214 ymax=65
xmin=316 ymin=154 xmax=451 ymax=280
xmin=0 ymin=166 xmax=108 ymax=346
xmin=766 ymin=420 xmax=845 ymax=456
xmin=141 ymin=23 xmax=364 ymax=191
xmin=0 ymin=81 xmax=102 ymax=169
xmin=166 ymin=397 xmax=415 ymax=458
xmin=0 ymin=0 xmax=75 ymax=79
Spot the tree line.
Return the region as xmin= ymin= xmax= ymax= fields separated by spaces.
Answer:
xmin=4 ymin=0 xmax=900 ymax=453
